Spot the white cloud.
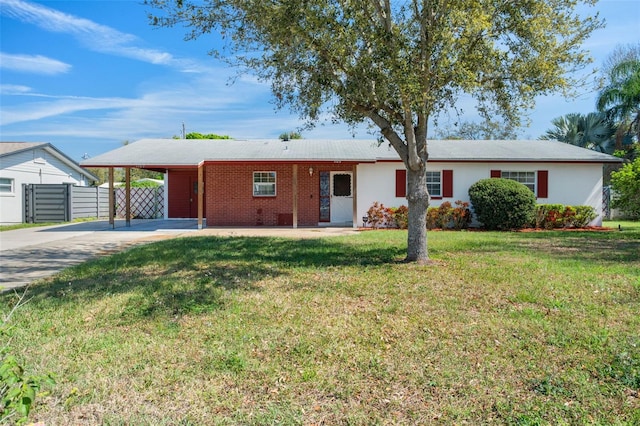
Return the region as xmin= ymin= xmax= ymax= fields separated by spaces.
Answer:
xmin=0 ymin=95 xmax=138 ymax=126
xmin=0 ymin=84 xmax=32 ymax=94
xmin=0 ymin=0 xmax=175 ymax=66
xmin=0 ymin=52 xmax=71 ymax=75
xmin=0 ymin=67 xmax=271 ymax=129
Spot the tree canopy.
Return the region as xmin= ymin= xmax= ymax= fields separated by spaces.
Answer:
xmin=610 ymin=157 xmax=640 ymax=219
xmin=435 ymin=119 xmax=519 ymax=140
xmin=540 ymin=112 xmax=615 ymax=153
xmin=279 ymin=131 xmax=303 ymax=140
xmin=597 ymin=44 xmax=640 ymax=147
xmin=147 ymin=0 xmax=603 ymax=262
xmin=185 ymin=132 xmax=232 ymax=139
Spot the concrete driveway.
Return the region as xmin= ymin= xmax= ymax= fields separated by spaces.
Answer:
xmin=0 ymin=220 xmax=358 ymax=292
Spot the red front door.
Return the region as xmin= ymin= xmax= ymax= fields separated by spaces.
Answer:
xmin=168 ymin=171 xmax=202 ymax=218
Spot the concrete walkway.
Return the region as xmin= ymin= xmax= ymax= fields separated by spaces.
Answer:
xmin=0 ymin=220 xmax=358 ymax=292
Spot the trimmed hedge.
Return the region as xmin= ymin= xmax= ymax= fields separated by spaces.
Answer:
xmin=468 ymin=178 xmax=536 ymax=230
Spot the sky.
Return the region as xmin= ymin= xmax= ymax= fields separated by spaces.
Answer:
xmin=1 ymin=0 xmax=639 ymax=162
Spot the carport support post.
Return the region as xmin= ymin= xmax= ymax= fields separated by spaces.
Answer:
xmin=197 ymin=163 xmax=204 ymax=230
xmin=292 ymin=164 xmax=298 ymax=229
xmin=352 ymin=164 xmax=357 ymax=228
xmin=125 ymin=167 xmax=131 ymax=227
xmin=108 ymin=168 xmax=115 ymax=229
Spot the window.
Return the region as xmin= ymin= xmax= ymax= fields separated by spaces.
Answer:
xmin=0 ymin=178 xmax=14 ymax=194
xmin=501 ymin=171 xmax=535 ymax=192
xmin=332 ymin=173 xmax=352 ymax=197
xmin=426 ymin=171 xmax=441 ymax=197
xmin=253 ymin=172 xmax=276 ymax=196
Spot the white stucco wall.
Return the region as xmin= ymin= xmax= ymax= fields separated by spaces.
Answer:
xmin=356 ymin=161 xmax=605 ymax=227
xmin=0 ymin=147 xmax=89 ymax=224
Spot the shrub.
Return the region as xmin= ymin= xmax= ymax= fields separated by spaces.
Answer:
xmin=451 ymin=200 xmax=472 ymax=230
xmin=571 ymin=205 xmax=597 ymax=227
xmin=366 ymin=202 xmax=393 ymax=229
xmin=392 ymin=205 xmax=409 ymax=229
xmin=611 ymin=157 xmax=640 ymax=219
xmin=535 ymin=204 xmax=597 ymax=228
xmin=534 ymin=204 xmax=550 ymax=228
xmin=468 ymin=178 xmax=536 ymax=230
xmin=436 ymin=202 xmax=453 ymax=229
xmin=535 ymin=204 xmax=565 ymax=229
xmin=424 ymin=201 xmax=471 ymax=230
xmin=426 ymin=207 xmax=440 ymax=230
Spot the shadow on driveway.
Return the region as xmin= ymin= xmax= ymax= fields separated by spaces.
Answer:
xmin=36 ymin=219 xmax=200 ymax=232
xmin=0 ymin=220 xmax=199 ymax=292
xmin=0 ymin=219 xmax=359 ymax=293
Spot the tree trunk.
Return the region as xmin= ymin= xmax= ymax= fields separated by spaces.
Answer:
xmin=405 ymin=165 xmax=429 ymax=263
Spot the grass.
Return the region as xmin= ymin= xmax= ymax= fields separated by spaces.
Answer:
xmin=0 ymin=222 xmax=61 ymax=232
xmin=0 ymin=217 xmax=99 ymax=232
xmin=2 ymin=223 xmax=639 ymax=425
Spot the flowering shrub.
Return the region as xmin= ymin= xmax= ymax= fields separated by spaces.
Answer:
xmin=366 ymin=202 xmax=393 ymax=229
xmin=535 ymin=204 xmax=565 ymax=229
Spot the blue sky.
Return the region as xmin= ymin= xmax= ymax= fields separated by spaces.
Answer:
xmin=1 ymin=0 xmax=639 ymax=162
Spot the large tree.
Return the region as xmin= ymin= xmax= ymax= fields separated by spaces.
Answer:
xmin=147 ymin=0 xmax=602 ymax=262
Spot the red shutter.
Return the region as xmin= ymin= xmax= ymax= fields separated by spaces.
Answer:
xmin=395 ymin=169 xmax=407 ymax=197
xmin=490 ymin=170 xmax=501 ymax=178
xmin=442 ymin=170 xmax=453 ymax=198
xmin=537 ymin=170 xmax=548 ymax=198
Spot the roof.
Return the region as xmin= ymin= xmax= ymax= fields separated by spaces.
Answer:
xmin=0 ymin=142 xmax=48 ymax=156
xmin=81 ymin=138 xmax=622 ymax=168
xmin=1 ymin=142 xmax=99 ymax=181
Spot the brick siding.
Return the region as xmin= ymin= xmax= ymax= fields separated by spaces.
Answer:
xmin=205 ymin=163 xmax=354 ymax=226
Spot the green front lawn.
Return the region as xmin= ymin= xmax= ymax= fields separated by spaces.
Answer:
xmin=2 ymin=225 xmax=639 ymax=424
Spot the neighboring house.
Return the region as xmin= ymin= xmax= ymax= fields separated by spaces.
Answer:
xmin=81 ymin=138 xmax=622 ymax=228
xmin=0 ymin=142 xmax=98 ymax=224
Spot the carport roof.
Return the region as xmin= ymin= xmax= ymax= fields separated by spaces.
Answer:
xmin=81 ymin=138 xmax=622 ymax=168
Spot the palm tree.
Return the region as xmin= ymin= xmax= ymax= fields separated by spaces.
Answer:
xmin=540 ymin=112 xmax=615 ymax=153
xmin=597 ymin=58 xmax=640 ymax=147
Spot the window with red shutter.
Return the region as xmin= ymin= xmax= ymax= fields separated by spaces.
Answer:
xmin=442 ymin=170 xmax=453 ymax=198
xmin=395 ymin=169 xmax=407 ymax=197
xmin=537 ymin=170 xmax=548 ymax=198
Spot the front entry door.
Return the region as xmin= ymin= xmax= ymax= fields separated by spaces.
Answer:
xmin=330 ymin=172 xmax=353 ymax=225
xmin=168 ymin=171 xmax=202 ymax=218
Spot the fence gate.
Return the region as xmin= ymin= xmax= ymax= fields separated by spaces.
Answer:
xmin=23 ymin=184 xmax=164 ymax=223
xmin=23 ymin=184 xmax=70 ymax=223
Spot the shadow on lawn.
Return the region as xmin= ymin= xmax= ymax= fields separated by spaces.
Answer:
xmin=16 ymin=236 xmax=403 ymax=318
xmin=511 ymin=230 xmax=640 ymax=264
